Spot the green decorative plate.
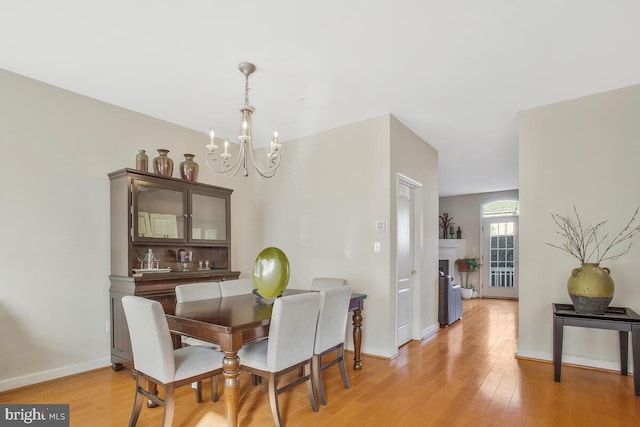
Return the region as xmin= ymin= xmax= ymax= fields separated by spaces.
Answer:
xmin=252 ymin=247 xmax=290 ymax=298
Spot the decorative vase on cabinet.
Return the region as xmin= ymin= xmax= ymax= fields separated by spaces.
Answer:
xmin=179 ymin=153 xmax=199 ymax=181
xmin=153 ymin=149 xmax=174 ymax=177
xmin=135 ymin=149 xmax=148 ymax=172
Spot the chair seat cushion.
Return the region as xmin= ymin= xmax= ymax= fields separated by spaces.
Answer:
xmin=173 ymin=346 xmax=224 ymax=382
xmin=238 ymin=340 xmax=269 ymax=371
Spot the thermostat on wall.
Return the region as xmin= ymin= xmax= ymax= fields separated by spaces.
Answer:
xmin=376 ymin=220 xmax=387 ymax=231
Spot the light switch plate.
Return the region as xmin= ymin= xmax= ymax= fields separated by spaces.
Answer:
xmin=376 ymin=220 xmax=387 ymax=231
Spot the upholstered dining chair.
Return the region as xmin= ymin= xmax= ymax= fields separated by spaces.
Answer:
xmin=312 ymin=286 xmax=352 ymax=405
xmin=310 ymin=277 xmax=347 ymax=291
xmin=238 ymin=292 xmax=322 ymax=427
xmin=175 ymin=282 xmax=221 ymax=349
xmin=219 ymin=278 xmax=254 ymax=297
xmin=121 ymin=296 xmax=224 ymax=427
xmin=175 ymin=281 xmax=221 ymax=302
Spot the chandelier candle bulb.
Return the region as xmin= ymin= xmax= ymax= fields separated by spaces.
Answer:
xmin=207 ymin=128 xmax=217 ymax=151
xmin=221 ymin=140 xmax=231 ymax=159
xmin=272 ymin=130 xmax=281 ymax=149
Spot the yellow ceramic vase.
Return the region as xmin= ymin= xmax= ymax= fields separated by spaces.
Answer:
xmin=566 ymin=263 xmax=614 ymax=314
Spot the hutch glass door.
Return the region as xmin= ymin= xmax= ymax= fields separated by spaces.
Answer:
xmin=134 ymin=182 xmax=185 ymax=241
xmin=190 ymin=192 xmax=227 ymax=242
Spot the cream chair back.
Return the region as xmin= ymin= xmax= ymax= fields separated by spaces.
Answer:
xmin=175 ymin=282 xmax=222 ymax=349
xmin=315 ymin=286 xmax=352 ymax=353
xmin=122 ymin=295 xmax=175 ymax=384
xmin=175 ymin=281 xmax=221 ymax=303
xmin=312 ymin=286 xmax=353 ymax=405
xmin=267 ymin=292 xmax=321 ymax=372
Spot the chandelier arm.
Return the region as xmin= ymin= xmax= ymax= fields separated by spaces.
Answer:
xmin=205 ymin=152 xmax=241 ymax=178
xmin=246 ymin=144 xmax=281 ymax=178
xmin=205 ymin=141 xmax=246 ymax=178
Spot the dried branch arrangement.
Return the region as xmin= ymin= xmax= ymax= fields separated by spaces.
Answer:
xmin=439 ymin=213 xmax=454 ymax=230
xmin=547 ymin=206 xmax=640 ymax=264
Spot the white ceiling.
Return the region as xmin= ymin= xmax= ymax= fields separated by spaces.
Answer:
xmin=2 ymin=1 xmax=639 ymax=196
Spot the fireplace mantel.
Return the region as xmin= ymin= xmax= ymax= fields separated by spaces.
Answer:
xmin=439 ymin=239 xmax=467 ymax=283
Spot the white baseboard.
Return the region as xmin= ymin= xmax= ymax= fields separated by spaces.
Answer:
xmin=421 ymin=323 xmax=440 ymax=340
xmin=516 ymin=348 xmax=633 ymax=373
xmin=344 ymin=342 xmax=396 ymax=359
xmin=0 ymin=357 xmax=111 ymax=393
xmin=343 ymin=322 xmax=440 ymax=360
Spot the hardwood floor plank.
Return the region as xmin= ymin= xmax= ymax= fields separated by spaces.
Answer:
xmin=2 ymin=299 xmax=639 ymax=426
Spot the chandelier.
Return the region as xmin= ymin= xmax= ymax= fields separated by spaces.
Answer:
xmin=205 ymin=62 xmax=282 ymax=178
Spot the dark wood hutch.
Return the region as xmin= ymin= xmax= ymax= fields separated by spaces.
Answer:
xmin=108 ymin=168 xmax=240 ymax=370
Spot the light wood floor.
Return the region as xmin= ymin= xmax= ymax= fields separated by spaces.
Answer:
xmin=2 ymin=299 xmax=639 ymax=426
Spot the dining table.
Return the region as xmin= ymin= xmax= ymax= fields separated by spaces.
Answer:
xmin=165 ymin=288 xmax=367 ymax=427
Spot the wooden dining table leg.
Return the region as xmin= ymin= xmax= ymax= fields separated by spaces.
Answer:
xmin=146 ymin=379 xmax=159 ymax=408
xmin=352 ymin=309 xmax=363 ymax=370
xmin=222 ymin=351 xmax=241 ymax=427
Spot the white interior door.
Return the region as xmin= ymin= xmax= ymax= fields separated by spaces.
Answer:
xmin=396 ymin=181 xmax=413 ymax=347
xmin=482 ymin=217 xmax=519 ymax=299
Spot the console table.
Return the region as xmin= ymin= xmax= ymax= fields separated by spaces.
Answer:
xmin=552 ymin=303 xmax=640 ymax=396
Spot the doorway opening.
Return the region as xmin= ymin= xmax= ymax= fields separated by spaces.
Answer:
xmin=481 ymin=200 xmax=519 ymax=299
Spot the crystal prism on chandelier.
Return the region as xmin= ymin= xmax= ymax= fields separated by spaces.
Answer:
xmin=205 ymin=62 xmax=282 ymax=178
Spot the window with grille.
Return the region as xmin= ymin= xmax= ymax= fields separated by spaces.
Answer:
xmin=483 ymin=200 xmax=519 ymax=217
xmin=489 ymin=222 xmax=515 ymax=288
xmin=483 ymin=200 xmax=518 ymax=290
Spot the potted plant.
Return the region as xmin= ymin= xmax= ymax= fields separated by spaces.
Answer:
xmin=455 ymin=257 xmax=481 ymax=299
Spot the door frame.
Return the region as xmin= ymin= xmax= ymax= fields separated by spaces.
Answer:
xmin=481 ymin=215 xmax=519 ymax=299
xmin=395 ymin=174 xmax=423 ymax=348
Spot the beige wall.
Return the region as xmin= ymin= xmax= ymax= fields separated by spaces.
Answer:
xmin=252 ymin=114 xmax=440 ymax=357
xmin=0 ymin=69 xmax=440 ymax=389
xmin=518 ymin=84 xmax=640 ymax=370
xmin=0 ymin=68 xmax=255 ymax=391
